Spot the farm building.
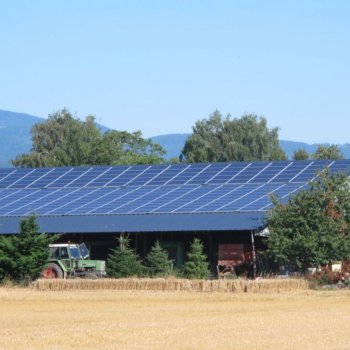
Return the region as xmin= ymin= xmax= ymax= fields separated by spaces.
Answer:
xmin=0 ymin=159 xmax=349 ymax=275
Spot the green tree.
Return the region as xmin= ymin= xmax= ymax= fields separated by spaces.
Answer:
xmin=182 ymin=110 xmax=286 ymax=162
xmin=0 ymin=216 xmax=57 ymax=283
xmin=312 ymin=145 xmax=344 ymax=160
xmin=106 ymin=234 xmax=143 ymax=278
xmin=145 ymin=241 xmax=173 ymax=277
xmin=12 ymin=109 xmax=101 ymax=167
xmin=293 ymin=149 xmax=309 ymax=160
xmin=91 ymin=130 xmax=166 ymax=165
xmin=183 ymin=238 xmax=210 ymax=279
xmin=12 ymin=109 xmax=166 ymax=167
xmin=267 ymin=171 xmax=350 ymax=273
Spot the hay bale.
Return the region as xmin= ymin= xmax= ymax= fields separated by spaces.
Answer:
xmin=33 ymin=277 xmax=310 ymax=293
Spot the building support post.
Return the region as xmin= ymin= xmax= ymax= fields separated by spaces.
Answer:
xmin=251 ymin=230 xmax=257 ymax=279
xmin=208 ymin=231 xmax=213 ymax=273
xmin=143 ymin=233 xmax=147 ymax=258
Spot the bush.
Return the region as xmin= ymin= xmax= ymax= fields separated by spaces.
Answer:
xmin=305 ymin=269 xmax=347 ymax=287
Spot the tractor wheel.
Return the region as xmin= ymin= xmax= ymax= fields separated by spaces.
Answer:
xmin=85 ymin=272 xmax=99 ymax=279
xmin=41 ymin=263 xmax=64 ymax=279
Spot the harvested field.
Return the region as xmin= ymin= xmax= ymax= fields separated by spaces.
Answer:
xmin=33 ymin=277 xmax=309 ymax=293
xmin=1 ymin=286 xmax=350 ymax=349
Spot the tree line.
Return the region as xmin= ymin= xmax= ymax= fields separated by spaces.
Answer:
xmin=12 ymin=108 xmax=344 ymax=168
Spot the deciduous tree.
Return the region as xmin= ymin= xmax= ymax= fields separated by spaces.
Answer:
xmin=293 ymin=149 xmax=309 ymax=160
xmin=182 ymin=111 xmax=286 ymax=162
xmin=267 ymin=171 xmax=350 ymax=273
xmin=91 ymin=130 xmax=166 ymax=165
xmin=312 ymin=145 xmax=344 ymax=160
xmin=12 ymin=109 xmax=166 ymax=167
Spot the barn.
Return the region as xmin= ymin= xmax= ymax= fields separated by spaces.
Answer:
xmin=0 ymin=159 xmax=349 ymax=275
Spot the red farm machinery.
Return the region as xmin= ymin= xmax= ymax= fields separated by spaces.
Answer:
xmin=216 ymin=243 xmax=254 ymax=278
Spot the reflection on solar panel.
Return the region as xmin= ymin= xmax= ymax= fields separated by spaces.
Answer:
xmin=0 ymin=160 xmax=349 ymax=219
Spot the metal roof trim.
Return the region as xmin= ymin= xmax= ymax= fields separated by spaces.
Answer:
xmin=0 ymin=211 xmax=267 ymax=234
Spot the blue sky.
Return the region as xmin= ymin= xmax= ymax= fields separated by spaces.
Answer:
xmin=1 ymin=1 xmax=349 ymax=143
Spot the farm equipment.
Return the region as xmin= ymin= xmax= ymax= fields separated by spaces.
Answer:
xmin=41 ymin=243 xmax=106 ymax=279
xmin=216 ymin=244 xmax=253 ymax=278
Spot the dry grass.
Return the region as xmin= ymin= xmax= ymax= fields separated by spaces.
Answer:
xmin=33 ymin=277 xmax=309 ymax=293
xmin=1 ymin=285 xmax=350 ymax=350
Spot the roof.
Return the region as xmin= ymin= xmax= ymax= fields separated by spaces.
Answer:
xmin=0 ymin=159 xmax=349 ymax=234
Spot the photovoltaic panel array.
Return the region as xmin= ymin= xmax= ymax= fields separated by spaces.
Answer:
xmin=0 ymin=159 xmax=349 ymax=218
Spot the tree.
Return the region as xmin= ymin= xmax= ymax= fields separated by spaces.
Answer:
xmin=0 ymin=216 xmax=57 ymax=283
xmin=293 ymin=149 xmax=309 ymax=160
xmin=183 ymin=238 xmax=210 ymax=279
xmin=182 ymin=110 xmax=286 ymax=162
xmin=90 ymin=130 xmax=166 ymax=165
xmin=267 ymin=171 xmax=350 ymax=273
xmin=106 ymin=234 xmax=143 ymax=278
xmin=12 ymin=109 xmax=101 ymax=167
xmin=312 ymin=145 xmax=344 ymax=160
xmin=145 ymin=241 xmax=173 ymax=277
xmin=12 ymin=109 xmax=166 ymax=167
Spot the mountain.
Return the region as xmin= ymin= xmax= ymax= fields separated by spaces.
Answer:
xmin=150 ymin=134 xmax=189 ymax=160
xmin=0 ymin=110 xmax=45 ymax=167
xmin=1 ymin=109 xmax=350 ymax=167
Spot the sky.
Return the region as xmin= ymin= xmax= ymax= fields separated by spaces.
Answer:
xmin=0 ymin=0 xmax=349 ymax=143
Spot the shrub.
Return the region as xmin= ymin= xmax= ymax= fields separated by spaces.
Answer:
xmin=305 ymin=269 xmax=347 ymax=287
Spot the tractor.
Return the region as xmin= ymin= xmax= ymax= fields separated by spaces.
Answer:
xmin=41 ymin=243 xmax=107 ymax=279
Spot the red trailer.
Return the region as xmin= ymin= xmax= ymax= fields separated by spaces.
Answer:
xmin=217 ymin=244 xmax=254 ymax=278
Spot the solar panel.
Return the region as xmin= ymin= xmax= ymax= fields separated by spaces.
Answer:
xmin=0 ymin=160 xmax=349 ymax=220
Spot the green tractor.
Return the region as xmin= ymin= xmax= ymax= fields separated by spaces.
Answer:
xmin=42 ymin=243 xmax=107 ymax=279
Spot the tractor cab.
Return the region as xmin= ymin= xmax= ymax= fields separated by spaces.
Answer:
xmin=49 ymin=243 xmax=90 ymax=260
xmin=43 ymin=243 xmax=106 ymax=279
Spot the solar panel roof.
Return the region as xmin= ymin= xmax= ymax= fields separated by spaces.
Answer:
xmin=0 ymin=159 xmax=349 ymax=234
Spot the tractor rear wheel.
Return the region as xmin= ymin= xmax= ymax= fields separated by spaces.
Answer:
xmin=42 ymin=263 xmax=64 ymax=279
xmin=85 ymin=272 xmax=99 ymax=279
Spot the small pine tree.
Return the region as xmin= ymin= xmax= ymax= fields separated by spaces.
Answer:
xmin=107 ymin=234 xmax=143 ymax=278
xmin=183 ymin=238 xmax=210 ymax=279
xmin=145 ymin=241 xmax=173 ymax=277
xmin=0 ymin=215 xmax=57 ymax=283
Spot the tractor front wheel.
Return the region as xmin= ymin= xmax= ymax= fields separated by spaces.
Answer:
xmin=42 ymin=263 xmax=64 ymax=279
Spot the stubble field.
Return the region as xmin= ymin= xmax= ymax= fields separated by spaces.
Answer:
xmin=1 ymin=287 xmax=350 ymax=350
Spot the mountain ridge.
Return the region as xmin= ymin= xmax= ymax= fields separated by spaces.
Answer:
xmin=1 ymin=109 xmax=349 ymax=167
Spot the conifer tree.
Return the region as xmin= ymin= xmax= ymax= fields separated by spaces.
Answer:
xmin=183 ymin=238 xmax=210 ymax=279
xmin=0 ymin=215 xmax=56 ymax=283
xmin=145 ymin=241 xmax=173 ymax=277
xmin=107 ymin=234 xmax=143 ymax=278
